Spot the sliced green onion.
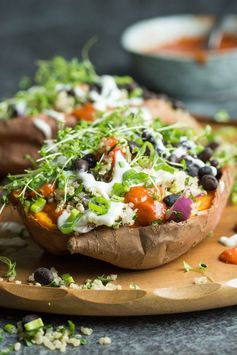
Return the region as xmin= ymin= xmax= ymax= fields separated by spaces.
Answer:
xmin=59 ymin=209 xmax=82 ymax=234
xmin=88 ymin=196 xmax=110 ymax=215
xmin=122 ymin=169 xmax=149 ymax=186
xmin=0 ymin=256 xmax=16 ymax=279
xmin=24 ymin=318 xmax=44 ymax=332
xmin=0 ymin=329 xmax=4 ymax=342
xmin=30 ymin=198 xmax=46 ymax=213
xmin=80 ymin=338 xmax=88 ymax=345
xmin=62 ymin=273 xmax=75 ymax=285
xmin=67 ymin=320 xmax=75 ymax=335
xmin=24 ymin=200 xmax=31 ymax=214
xmin=3 ymin=324 xmax=16 ymax=334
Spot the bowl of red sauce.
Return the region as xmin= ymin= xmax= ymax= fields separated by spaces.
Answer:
xmin=121 ymin=15 xmax=237 ymax=116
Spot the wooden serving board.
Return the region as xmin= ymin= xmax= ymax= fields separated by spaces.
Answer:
xmin=0 ymin=205 xmax=237 ymax=316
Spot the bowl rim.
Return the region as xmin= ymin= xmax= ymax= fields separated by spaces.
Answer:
xmin=121 ymin=14 xmax=237 ymax=62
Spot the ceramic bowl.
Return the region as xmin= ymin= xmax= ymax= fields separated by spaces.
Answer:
xmin=121 ymin=15 xmax=237 ymax=113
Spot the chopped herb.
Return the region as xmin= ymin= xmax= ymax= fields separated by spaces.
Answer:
xmin=88 ymin=196 xmax=110 ymax=215
xmin=3 ymin=324 xmax=16 ymax=334
xmin=183 ymin=261 xmax=193 ymax=272
xmin=80 ymin=338 xmax=88 ymax=345
xmin=0 ymin=257 xmax=16 ymax=280
xmin=62 ymin=273 xmax=75 ymax=285
xmin=214 ymin=109 xmax=230 ymax=122
xmin=0 ymin=329 xmax=4 ymax=342
xmin=67 ymin=320 xmax=75 ymax=336
xmin=129 ymin=283 xmax=140 ymax=289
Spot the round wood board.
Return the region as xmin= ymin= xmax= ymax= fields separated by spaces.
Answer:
xmin=0 ymin=205 xmax=237 ymax=316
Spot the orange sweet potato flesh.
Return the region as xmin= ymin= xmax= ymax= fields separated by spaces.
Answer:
xmin=17 ymin=166 xmax=234 ymax=270
xmin=0 ymin=98 xmax=199 ymax=176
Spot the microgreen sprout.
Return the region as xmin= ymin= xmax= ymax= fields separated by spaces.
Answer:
xmin=0 ymin=257 xmax=16 ymax=280
xmin=183 ymin=261 xmax=214 ymax=282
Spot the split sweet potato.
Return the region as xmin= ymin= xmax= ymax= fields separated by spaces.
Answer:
xmin=17 ymin=167 xmax=233 ymax=270
xmin=0 ymin=98 xmax=199 ymax=176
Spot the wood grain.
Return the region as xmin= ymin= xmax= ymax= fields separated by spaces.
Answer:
xmin=0 ymin=204 xmax=237 ymax=315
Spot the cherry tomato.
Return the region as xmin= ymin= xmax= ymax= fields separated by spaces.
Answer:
xmin=125 ymin=186 xmax=166 ymax=226
xmin=219 ymin=248 xmax=237 ymax=264
xmin=39 ymin=183 xmax=55 ymax=197
xmin=72 ymin=103 xmax=96 ymax=121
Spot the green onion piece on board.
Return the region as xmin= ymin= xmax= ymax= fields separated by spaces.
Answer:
xmin=67 ymin=320 xmax=75 ymax=335
xmin=88 ymin=196 xmax=110 ymax=215
xmin=62 ymin=273 xmax=75 ymax=285
xmin=24 ymin=200 xmax=31 ymax=214
xmin=59 ymin=209 xmax=82 ymax=234
xmin=30 ymin=198 xmax=46 ymax=213
xmin=24 ymin=318 xmax=44 ymax=332
xmin=3 ymin=324 xmax=16 ymax=334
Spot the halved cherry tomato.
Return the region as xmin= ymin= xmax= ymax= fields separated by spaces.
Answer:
xmin=125 ymin=186 xmax=166 ymax=226
xmin=104 ymin=137 xmax=126 ymax=166
xmin=39 ymin=183 xmax=55 ymax=198
xmin=219 ymin=248 xmax=237 ymax=264
xmin=43 ymin=202 xmax=62 ymax=224
xmin=196 ymin=192 xmax=214 ymax=211
xmin=72 ymin=103 xmax=96 ymax=121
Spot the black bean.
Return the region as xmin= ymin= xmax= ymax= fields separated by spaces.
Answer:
xmin=90 ymin=82 xmax=102 ymax=93
xmin=198 ymin=147 xmax=213 ymax=162
xmin=200 ymin=175 xmax=218 ymax=191
xmin=34 ymin=267 xmax=54 ymax=285
xmin=74 ymin=159 xmax=89 ymax=172
xmin=163 ymin=194 xmax=180 ymax=207
xmin=156 ymin=147 xmax=164 ymax=156
xmin=82 ymin=154 xmax=97 ymax=169
xmin=172 ymin=100 xmax=185 ymax=110
xmin=187 ymin=165 xmax=199 ymax=177
xmin=198 ymin=166 xmax=213 ymax=178
xmin=216 ymin=168 xmax=223 ymax=180
xmin=207 ymin=141 xmax=219 ymax=151
xmin=142 ymin=87 xmax=157 ymax=100
xmin=210 ymin=159 xmax=219 ymax=167
xmin=141 ymin=130 xmax=156 ymax=145
xmin=22 ymin=314 xmax=40 ymax=326
xmin=119 ymin=81 xmax=138 ymax=92
xmin=168 ymin=154 xmax=179 ymax=163
xmin=66 ymin=88 xmax=76 ymax=97
xmin=128 ymin=140 xmax=141 ymax=153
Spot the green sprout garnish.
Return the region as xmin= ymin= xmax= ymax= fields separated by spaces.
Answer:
xmin=0 ymin=257 xmax=16 ymax=280
xmin=183 ymin=261 xmax=214 ymax=282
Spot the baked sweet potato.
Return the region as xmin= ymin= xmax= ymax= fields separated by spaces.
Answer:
xmin=0 ymin=114 xmax=77 ymax=176
xmin=16 ymin=166 xmax=233 ymax=270
xmin=0 ymin=98 xmax=199 ymax=177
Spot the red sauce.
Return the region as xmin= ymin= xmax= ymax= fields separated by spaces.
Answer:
xmin=147 ymin=33 xmax=237 ymax=63
xmin=219 ymin=248 xmax=237 ymax=265
xmin=124 ymin=186 xmax=166 ymax=226
xmin=72 ymin=103 xmax=96 ymax=121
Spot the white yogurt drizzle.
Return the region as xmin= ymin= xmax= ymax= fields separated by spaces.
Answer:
xmin=219 ymin=234 xmax=237 ymax=248
xmin=74 ymin=201 xmax=126 ymax=233
xmin=44 ymin=109 xmax=65 ymax=122
xmin=33 ymin=118 xmax=52 ymax=139
xmin=89 ymin=75 xmax=143 ymax=111
xmin=78 ymin=151 xmax=131 ymax=199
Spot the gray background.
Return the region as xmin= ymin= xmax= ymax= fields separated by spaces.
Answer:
xmin=1 ymin=1 xmax=237 ymax=354
xmin=1 ymin=0 xmax=237 ymax=97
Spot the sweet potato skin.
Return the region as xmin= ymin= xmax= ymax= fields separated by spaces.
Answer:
xmin=17 ymin=166 xmax=233 ymax=270
xmin=0 ymin=114 xmax=77 ymax=176
xmin=68 ymin=167 xmax=233 ymax=269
